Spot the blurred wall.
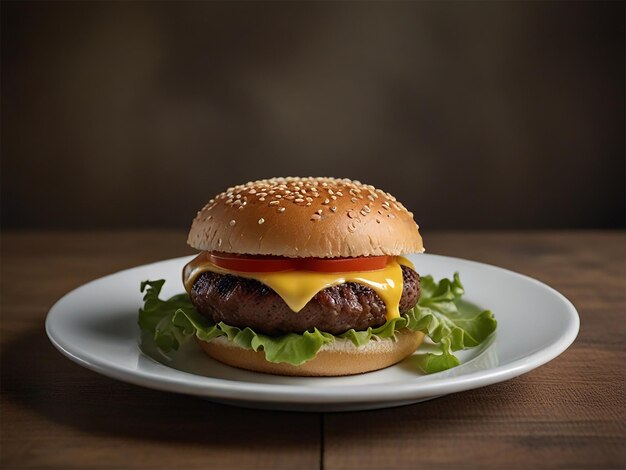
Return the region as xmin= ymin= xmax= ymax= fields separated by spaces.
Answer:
xmin=2 ymin=1 xmax=624 ymax=230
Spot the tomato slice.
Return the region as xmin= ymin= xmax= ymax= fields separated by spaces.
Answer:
xmin=209 ymin=253 xmax=390 ymax=273
xmin=299 ymin=256 xmax=389 ymax=273
xmin=209 ymin=253 xmax=296 ymax=272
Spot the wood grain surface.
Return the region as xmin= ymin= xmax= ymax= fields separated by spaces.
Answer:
xmin=1 ymin=231 xmax=624 ymax=469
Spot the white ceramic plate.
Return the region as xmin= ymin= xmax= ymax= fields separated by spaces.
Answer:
xmin=46 ymin=254 xmax=579 ymax=412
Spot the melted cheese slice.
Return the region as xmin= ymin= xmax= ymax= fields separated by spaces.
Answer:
xmin=183 ymin=253 xmax=415 ymax=321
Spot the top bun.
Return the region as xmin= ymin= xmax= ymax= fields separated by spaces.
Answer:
xmin=187 ymin=177 xmax=424 ymax=258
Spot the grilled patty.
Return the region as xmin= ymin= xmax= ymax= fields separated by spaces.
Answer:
xmin=190 ymin=265 xmax=420 ymax=335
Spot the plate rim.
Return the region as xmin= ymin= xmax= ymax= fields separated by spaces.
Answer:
xmin=45 ymin=254 xmax=580 ymax=404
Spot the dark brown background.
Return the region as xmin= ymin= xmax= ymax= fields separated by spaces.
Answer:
xmin=2 ymin=1 xmax=624 ymax=230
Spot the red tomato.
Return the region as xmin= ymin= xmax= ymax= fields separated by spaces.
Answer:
xmin=209 ymin=253 xmax=296 ymax=272
xmin=209 ymin=253 xmax=390 ymax=273
xmin=299 ymin=256 xmax=389 ymax=273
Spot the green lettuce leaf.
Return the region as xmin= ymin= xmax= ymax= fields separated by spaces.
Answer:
xmin=138 ymin=280 xmax=195 ymax=351
xmin=172 ymin=308 xmax=335 ymax=365
xmin=138 ymin=273 xmax=496 ymax=374
xmin=410 ymin=274 xmax=497 ymax=372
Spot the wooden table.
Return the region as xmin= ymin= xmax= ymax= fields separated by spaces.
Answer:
xmin=1 ymin=231 xmax=624 ymax=469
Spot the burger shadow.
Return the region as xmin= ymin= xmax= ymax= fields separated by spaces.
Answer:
xmin=1 ymin=324 xmax=320 ymax=449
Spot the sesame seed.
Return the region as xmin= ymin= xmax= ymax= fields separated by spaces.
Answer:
xmin=210 ymin=180 xmax=408 ymax=228
xmin=347 ymin=210 xmax=357 ymax=219
xmin=229 ymin=220 xmax=236 ymax=226
xmin=218 ymin=238 xmax=222 ymax=246
xmin=348 ymin=222 xmax=357 ymax=233
xmin=311 ymin=214 xmax=322 ymax=221
xmin=258 ymin=218 xmax=265 ymax=224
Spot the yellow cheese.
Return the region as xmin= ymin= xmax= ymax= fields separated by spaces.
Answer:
xmin=183 ymin=254 xmax=415 ymax=321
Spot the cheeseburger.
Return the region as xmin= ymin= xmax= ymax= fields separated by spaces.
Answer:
xmin=179 ymin=177 xmax=425 ymax=376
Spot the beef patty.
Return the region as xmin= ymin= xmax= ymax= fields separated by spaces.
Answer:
xmin=190 ymin=265 xmax=420 ymax=335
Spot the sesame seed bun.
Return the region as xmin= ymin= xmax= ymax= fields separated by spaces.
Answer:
xmin=197 ymin=329 xmax=425 ymax=376
xmin=187 ymin=177 xmax=424 ymax=258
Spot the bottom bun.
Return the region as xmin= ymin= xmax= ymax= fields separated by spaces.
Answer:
xmin=197 ymin=329 xmax=425 ymax=377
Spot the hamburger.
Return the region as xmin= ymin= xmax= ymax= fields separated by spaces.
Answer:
xmin=139 ymin=177 xmax=496 ymax=376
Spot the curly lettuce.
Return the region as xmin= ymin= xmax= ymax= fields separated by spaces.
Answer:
xmin=138 ymin=273 xmax=496 ymax=374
